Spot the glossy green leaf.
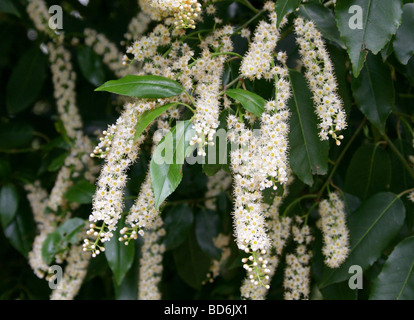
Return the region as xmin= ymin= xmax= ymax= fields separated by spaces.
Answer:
xmin=320 ymin=281 xmax=358 ymax=300
xmin=134 ymin=103 xmax=178 ymax=142
xmin=288 ymin=69 xmax=329 ymax=186
xmin=42 ymin=218 xmax=86 ymax=264
xmin=389 ymin=139 xmax=414 ymax=193
xmin=275 ymin=0 xmax=301 ymax=28
xmin=47 ymin=151 xmax=69 ymax=172
xmin=393 ymin=3 xmax=414 ymax=65
xmin=335 ymin=0 xmax=403 ymax=77
xmin=351 ymin=53 xmax=394 ymax=133
xmin=370 ymin=236 xmax=414 ymax=300
xmin=163 ymin=204 xmax=194 ymax=250
xmin=173 ymin=229 xmax=211 ymax=290
xmin=95 ymin=75 xmax=184 ymax=98
xmin=64 ymin=179 xmax=96 ymax=204
xmin=0 ymin=183 xmax=19 ymax=228
xmin=150 ymin=120 xmax=195 ymax=209
xmin=41 ymin=232 xmax=62 ymax=265
xmin=4 ymin=208 xmax=35 ymax=258
xmin=195 ymin=209 xmax=221 ymax=259
xmin=77 ymin=46 xmax=105 ymax=87
xmin=345 ymin=143 xmax=391 ymax=200
xmin=0 ymin=122 xmax=34 ymax=150
xmin=0 ymin=0 xmax=21 ymax=17
xmin=299 ymin=2 xmax=345 ymax=48
xmin=320 ymin=192 xmax=405 ymax=288
xmin=6 ymin=46 xmax=47 ymax=114
xmin=225 ymin=88 xmax=266 ymax=117
xmin=104 ymin=221 xmax=136 ymax=285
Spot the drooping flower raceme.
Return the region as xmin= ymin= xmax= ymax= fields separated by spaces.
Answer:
xmin=259 ymin=62 xmax=291 ymax=190
xmin=122 ymin=119 xmax=171 ymax=240
xmin=240 ymin=171 xmax=293 ymax=300
xmin=84 ymin=101 xmax=153 ymax=256
xmin=26 ymin=182 xmax=56 ymax=278
xmin=138 ymin=216 xmax=166 ymax=300
xmin=294 ymin=17 xmax=347 ymax=144
xmin=318 ymin=192 xmax=350 ymax=268
xmin=283 ymin=217 xmax=313 ymax=300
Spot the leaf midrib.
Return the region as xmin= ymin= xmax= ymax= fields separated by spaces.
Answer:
xmin=289 ymin=72 xmax=313 ymax=184
xmin=322 ymin=194 xmax=399 ymax=287
xmin=397 ymin=258 xmax=414 ymax=300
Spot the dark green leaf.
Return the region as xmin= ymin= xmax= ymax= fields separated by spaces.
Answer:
xmin=0 ymin=121 xmax=34 ymax=149
xmin=0 ymin=183 xmax=19 ymax=228
xmin=0 ymin=0 xmax=21 ymax=17
xmin=173 ymin=229 xmax=211 ymax=290
xmin=370 ymin=236 xmax=414 ymax=300
xmin=163 ymin=204 xmax=194 ymax=250
xmin=393 ymin=3 xmax=414 ymax=64
xmin=288 ymin=69 xmax=329 ymax=186
xmin=134 ymin=102 xmax=178 ymax=142
xmin=95 ymin=75 xmax=184 ymax=98
xmin=345 ymin=143 xmax=391 ymax=200
xmin=64 ymin=180 xmax=96 ymax=204
xmin=225 ymin=88 xmax=266 ymax=117
xmin=351 ymin=53 xmax=394 ymax=133
xmin=4 ymin=208 xmax=35 ymax=258
xmin=55 ymin=218 xmax=85 ymax=244
xmin=299 ymin=2 xmax=345 ymax=48
xmin=335 ymin=0 xmax=403 ymax=77
xmin=150 ymin=120 xmax=195 ymax=209
xmin=6 ymin=46 xmax=47 ymax=114
xmin=47 ymin=151 xmax=69 ymax=172
xmin=320 ymin=192 xmax=405 ymax=288
xmin=275 ymin=0 xmax=301 ymax=28
xmin=195 ymin=209 xmax=221 ymax=259
xmin=104 ymin=221 xmax=136 ymax=285
xmin=77 ymin=46 xmax=105 ymax=86
xmin=320 ymin=281 xmax=358 ymax=300
xmin=42 ymin=232 xmax=62 ymax=265
xmin=389 ymin=139 xmax=414 ymax=193
xmin=41 ymin=218 xmax=86 ymax=264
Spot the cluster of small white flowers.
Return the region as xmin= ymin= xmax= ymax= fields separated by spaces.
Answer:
xmin=126 ymin=24 xmax=173 ymax=64
xmin=48 ymin=42 xmax=83 ymax=139
xmin=319 ymin=192 xmax=350 ymax=268
xmin=122 ymin=120 xmax=171 ymax=242
xmin=138 ymin=216 xmax=166 ymax=300
xmin=27 ymin=0 xmax=54 ymax=36
xmin=241 ymin=173 xmax=293 ymax=300
xmin=150 ymin=0 xmax=202 ymax=29
xmin=240 ymin=3 xmax=287 ymax=80
xmin=190 ymin=27 xmax=234 ymax=156
xmin=294 ymin=18 xmax=347 ymax=144
xmin=284 ymin=217 xmax=313 ymax=300
xmin=25 ymin=182 xmax=57 ymax=278
xmin=124 ymin=6 xmax=152 ymax=41
xmin=240 ymin=250 xmax=273 ymax=299
xmin=205 ymin=170 xmax=232 ymax=211
xmin=203 ymin=233 xmax=232 ymax=284
xmin=50 ymin=236 xmax=91 ymax=300
xmin=84 ymin=28 xmax=129 ymax=78
xmin=84 ymin=101 xmax=153 ymax=256
xmin=227 ymin=115 xmax=270 ymax=253
xmin=259 ymin=62 xmax=291 ymax=190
